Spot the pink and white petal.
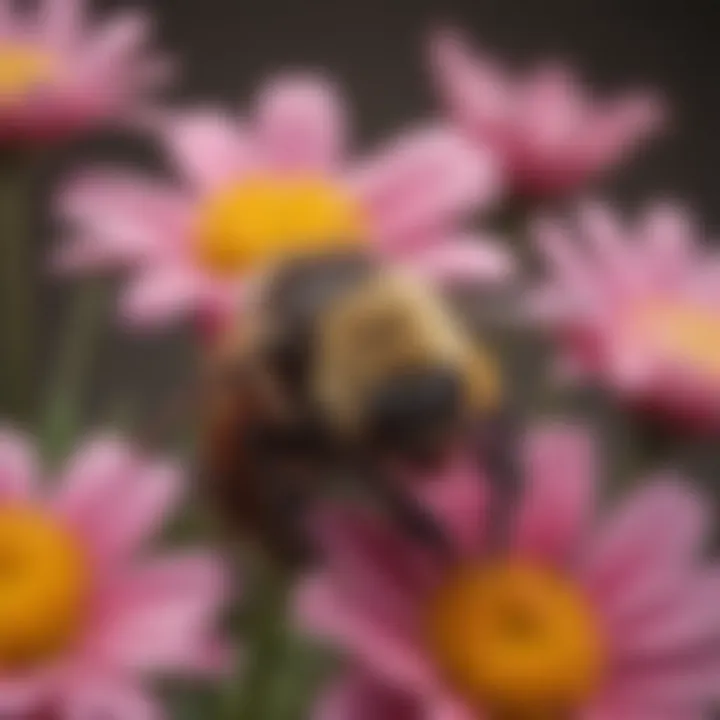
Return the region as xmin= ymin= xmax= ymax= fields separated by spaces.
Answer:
xmin=0 ymin=428 xmax=38 ymax=501
xmin=254 ymin=73 xmax=347 ymax=172
xmin=356 ymin=126 xmax=500 ymax=244
xmin=118 ymin=267 xmax=208 ymax=327
xmin=581 ymin=477 xmax=708 ymax=606
xmin=316 ymin=672 xmax=420 ymax=720
xmin=160 ymin=109 xmax=253 ymax=191
xmin=64 ymin=679 xmax=164 ymax=720
xmin=405 ymin=233 xmax=514 ymax=284
xmin=296 ymin=573 xmax=438 ymax=693
xmin=513 ymin=424 xmax=595 ymax=564
xmin=91 ymin=458 xmax=183 ymax=562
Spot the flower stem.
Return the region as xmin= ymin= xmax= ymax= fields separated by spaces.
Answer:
xmin=227 ymin=556 xmax=291 ymax=720
xmin=40 ymin=280 xmax=108 ymax=465
xmin=0 ymin=149 xmax=39 ymax=425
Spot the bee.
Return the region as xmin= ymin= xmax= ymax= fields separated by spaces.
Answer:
xmin=202 ymin=249 xmax=513 ymax=566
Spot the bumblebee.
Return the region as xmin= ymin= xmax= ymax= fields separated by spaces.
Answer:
xmin=202 ymin=249 xmax=511 ymax=566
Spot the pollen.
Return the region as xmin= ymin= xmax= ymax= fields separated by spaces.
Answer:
xmin=0 ymin=506 xmax=88 ymax=670
xmin=634 ymin=302 xmax=720 ymax=378
xmin=425 ymin=562 xmax=604 ymax=719
xmin=0 ymin=44 xmax=54 ymax=100
xmin=194 ymin=175 xmax=366 ymax=276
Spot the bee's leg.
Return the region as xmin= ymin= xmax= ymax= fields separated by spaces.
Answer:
xmin=358 ymin=460 xmax=454 ymax=562
xmin=470 ymin=407 xmax=522 ymax=554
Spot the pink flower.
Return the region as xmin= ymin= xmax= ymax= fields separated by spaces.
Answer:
xmin=533 ymin=201 xmax=720 ymax=430
xmin=429 ymin=29 xmax=663 ymax=198
xmin=0 ymin=0 xmax=171 ymax=146
xmin=298 ymin=424 xmax=720 ymax=719
xmin=0 ymin=429 xmax=230 ymax=720
xmin=55 ymin=73 xmax=510 ymax=333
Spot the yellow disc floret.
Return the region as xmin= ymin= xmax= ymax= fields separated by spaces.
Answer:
xmin=425 ymin=562 xmax=604 ymax=719
xmin=0 ymin=506 xmax=88 ymax=670
xmin=194 ymin=175 xmax=366 ymax=276
xmin=0 ymin=45 xmax=54 ymax=99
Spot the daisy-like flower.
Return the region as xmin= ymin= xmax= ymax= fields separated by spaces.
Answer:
xmin=533 ymin=201 xmax=720 ymax=430
xmin=299 ymin=424 xmax=720 ymax=720
xmin=56 ymin=73 xmax=510 ymax=333
xmin=0 ymin=0 xmax=170 ymax=145
xmin=429 ymin=29 xmax=663 ymax=198
xmin=0 ymin=429 xmax=229 ymax=719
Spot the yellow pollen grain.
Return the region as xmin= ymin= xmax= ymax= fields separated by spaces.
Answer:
xmin=0 ymin=506 xmax=88 ymax=670
xmin=194 ymin=175 xmax=366 ymax=276
xmin=425 ymin=562 xmax=604 ymax=720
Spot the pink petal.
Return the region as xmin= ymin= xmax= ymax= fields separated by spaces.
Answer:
xmin=584 ymin=93 xmax=665 ymax=170
xmin=254 ymin=73 xmax=347 ymax=172
xmin=295 ymin=573 xmax=437 ymax=693
xmin=406 ymin=233 xmax=514 ymax=284
xmin=513 ymin=424 xmax=595 ymax=564
xmin=43 ymin=0 xmax=85 ymax=47
xmin=577 ymin=201 xmax=638 ymax=291
xmin=118 ymin=267 xmax=208 ymax=327
xmin=581 ymin=477 xmax=708 ymax=610
xmin=428 ymin=28 xmax=511 ymax=130
xmin=532 ymin=216 xmax=602 ymax=315
xmin=310 ymin=506 xmax=438 ymax=632
xmin=639 ymin=203 xmax=695 ymax=288
xmin=65 ymin=679 xmax=163 ymax=720
xmin=615 ymin=569 xmax=720 ymax=661
xmin=91 ymin=458 xmax=183 ymax=561
xmin=0 ymin=428 xmax=37 ymax=501
xmin=161 ymin=109 xmax=252 ymax=191
xmin=428 ymin=696 xmax=480 ymax=720
xmin=316 ymin=672 xmax=420 ymax=720
xmin=94 ymin=551 xmax=227 ymax=674
xmin=76 ymin=10 xmax=152 ymax=79
xmin=0 ymin=673 xmax=54 ymax=716
xmin=53 ymin=436 xmax=136 ymax=523
xmin=355 ymin=126 xmax=500 ymax=245
xmin=413 ymin=458 xmax=488 ymax=557
xmin=55 ymin=170 xmax=188 ymax=271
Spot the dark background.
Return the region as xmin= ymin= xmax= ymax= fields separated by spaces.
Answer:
xmin=39 ymin=0 xmax=720 ymax=444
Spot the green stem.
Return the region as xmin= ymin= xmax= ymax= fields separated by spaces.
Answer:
xmin=227 ymin=557 xmax=291 ymax=720
xmin=0 ymin=150 xmax=39 ymax=424
xmin=40 ymin=280 xmax=108 ymax=465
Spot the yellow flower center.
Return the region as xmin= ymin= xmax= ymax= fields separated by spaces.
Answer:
xmin=194 ymin=175 xmax=366 ymax=276
xmin=425 ymin=563 xmax=604 ymax=720
xmin=633 ymin=302 xmax=720 ymax=378
xmin=0 ymin=44 xmax=54 ymax=99
xmin=0 ymin=506 xmax=88 ymax=670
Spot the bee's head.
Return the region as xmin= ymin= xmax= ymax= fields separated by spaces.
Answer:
xmin=313 ymin=270 xmax=501 ymax=465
